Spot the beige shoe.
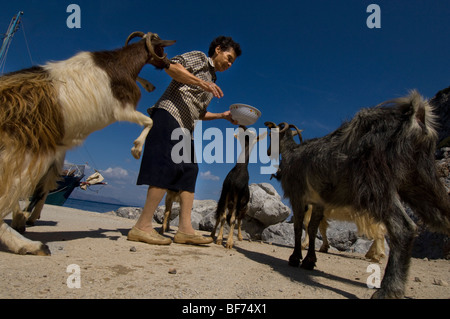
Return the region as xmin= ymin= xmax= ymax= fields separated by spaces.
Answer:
xmin=173 ymin=231 xmax=213 ymax=245
xmin=127 ymin=227 xmax=172 ymax=245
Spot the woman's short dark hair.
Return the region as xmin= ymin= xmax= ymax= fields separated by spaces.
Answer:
xmin=208 ymin=36 xmax=242 ymax=58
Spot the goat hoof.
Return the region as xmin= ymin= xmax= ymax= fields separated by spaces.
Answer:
xmin=300 ymin=261 xmax=315 ymax=271
xmin=319 ymin=245 xmax=329 ymax=253
xmin=131 ymin=147 xmax=142 ymax=160
xmin=26 ymin=220 xmax=36 ymax=227
xmin=13 ymin=225 xmax=26 ymax=234
xmin=288 ymin=256 xmax=301 ymax=267
xmin=371 ymin=289 xmax=404 ymax=299
xmin=18 ymin=243 xmax=51 ymax=256
xmin=300 ymin=256 xmax=316 ymax=270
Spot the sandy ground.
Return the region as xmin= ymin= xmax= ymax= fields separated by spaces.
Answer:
xmin=0 ymin=205 xmax=448 ymax=300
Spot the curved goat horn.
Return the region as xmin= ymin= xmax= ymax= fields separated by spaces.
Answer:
xmin=278 ymin=122 xmax=290 ymax=134
xmin=289 ymin=124 xmax=304 ymax=143
xmin=125 ymin=31 xmax=146 ymax=46
xmin=145 ymin=33 xmax=170 ymax=67
xmin=264 ymin=121 xmax=278 ymax=129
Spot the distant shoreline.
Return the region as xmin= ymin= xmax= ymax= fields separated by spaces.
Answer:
xmin=63 ymin=197 xmax=141 ymax=213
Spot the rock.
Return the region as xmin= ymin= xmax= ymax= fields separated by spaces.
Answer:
xmin=168 ymin=268 xmax=177 ymax=274
xmin=170 ymin=211 xmax=204 ymax=230
xmin=129 ymin=246 xmax=136 ymax=252
xmin=154 ymin=199 xmax=217 ymax=225
xmin=113 ymin=207 xmax=143 ymax=220
xmin=349 ymin=238 xmax=374 ymax=255
xmin=241 ymin=216 xmax=267 ymax=240
xmin=247 ymin=183 xmax=291 ymax=227
xmin=325 ymin=221 xmax=358 ymax=251
xmin=199 ymin=211 xmax=217 ymax=231
xmin=154 ymin=202 xmax=180 ymax=224
xmin=433 ymin=278 xmax=448 ymax=287
xmin=261 ymin=222 xmax=295 ymax=246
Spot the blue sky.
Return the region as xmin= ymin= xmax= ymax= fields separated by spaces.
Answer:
xmin=1 ymin=1 xmax=450 ymax=206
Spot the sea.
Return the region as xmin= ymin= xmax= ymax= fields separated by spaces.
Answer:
xmin=63 ymin=198 xmax=140 ymax=213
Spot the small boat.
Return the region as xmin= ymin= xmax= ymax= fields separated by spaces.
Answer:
xmin=45 ymin=164 xmax=106 ymax=206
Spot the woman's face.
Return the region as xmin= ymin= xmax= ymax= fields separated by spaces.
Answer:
xmin=212 ymin=46 xmax=237 ymax=72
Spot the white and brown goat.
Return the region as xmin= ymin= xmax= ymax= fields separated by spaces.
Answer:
xmin=0 ymin=31 xmax=175 ymax=255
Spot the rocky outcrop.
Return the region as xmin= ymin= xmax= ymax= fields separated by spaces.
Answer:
xmin=111 ymin=183 xmax=291 ymax=240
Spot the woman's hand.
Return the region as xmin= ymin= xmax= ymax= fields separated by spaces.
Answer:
xmin=201 ymin=81 xmax=224 ymax=99
xmin=200 ymin=110 xmax=238 ymax=125
xmin=222 ymin=110 xmax=238 ymax=125
xmin=166 ymin=63 xmax=223 ymax=98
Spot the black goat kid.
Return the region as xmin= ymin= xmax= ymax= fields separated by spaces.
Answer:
xmin=211 ymin=126 xmax=266 ymax=249
xmin=265 ymin=90 xmax=450 ymax=299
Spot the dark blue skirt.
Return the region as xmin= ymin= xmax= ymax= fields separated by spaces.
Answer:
xmin=136 ymin=108 xmax=198 ymax=192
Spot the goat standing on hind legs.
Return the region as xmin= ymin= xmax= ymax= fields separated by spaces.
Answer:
xmin=265 ymin=90 xmax=450 ymax=299
xmin=211 ymin=126 xmax=267 ymax=249
xmin=0 ymin=31 xmax=175 ymax=255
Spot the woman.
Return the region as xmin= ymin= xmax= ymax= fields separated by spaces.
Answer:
xmin=128 ymin=36 xmax=242 ymax=245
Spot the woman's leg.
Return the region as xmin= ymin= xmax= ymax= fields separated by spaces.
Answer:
xmin=134 ymin=186 xmax=166 ymax=233
xmin=177 ymin=191 xmax=195 ymax=234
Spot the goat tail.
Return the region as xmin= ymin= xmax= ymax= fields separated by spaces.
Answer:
xmin=393 ymin=89 xmax=439 ymax=141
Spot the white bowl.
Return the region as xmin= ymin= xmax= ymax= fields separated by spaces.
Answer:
xmin=229 ymin=104 xmax=261 ymax=126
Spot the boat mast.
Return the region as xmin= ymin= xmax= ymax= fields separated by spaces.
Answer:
xmin=0 ymin=11 xmax=23 ymax=72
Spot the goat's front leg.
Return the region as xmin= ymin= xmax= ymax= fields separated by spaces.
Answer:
xmin=301 ymin=205 xmax=324 ymax=270
xmin=115 ymin=108 xmax=153 ymax=159
xmin=289 ymin=201 xmax=308 ymax=267
xmin=0 ymin=220 xmax=50 ymax=255
xmin=132 ymin=123 xmax=152 ymax=159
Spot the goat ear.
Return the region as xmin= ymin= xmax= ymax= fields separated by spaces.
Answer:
xmin=289 ymin=124 xmax=303 ymax=143
xmin=153 ymin=38 xmax=176 ymax=48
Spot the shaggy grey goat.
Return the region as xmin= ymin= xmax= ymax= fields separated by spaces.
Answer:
xmin=265 ymin=90 xmax=450 ymax=299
